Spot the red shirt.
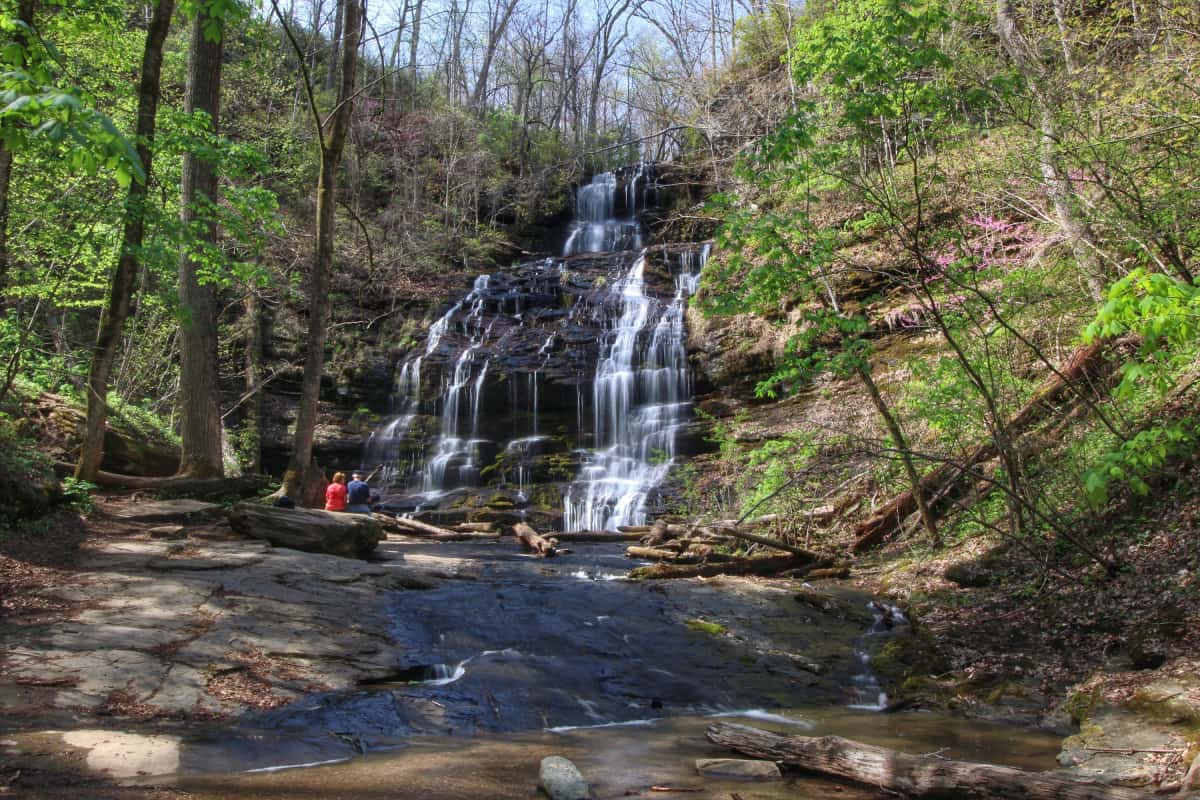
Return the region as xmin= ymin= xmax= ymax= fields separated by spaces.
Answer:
xmin=325 ymin=482 xmax=347 ymax=511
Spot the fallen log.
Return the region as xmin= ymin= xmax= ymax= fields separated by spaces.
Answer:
xmin=514 ymin=522 xmax=557 ymax=557
xmin=553 ymin=530 xmax=643 ymax=542
xmin=629 ymin=554 xmax=822 ymax=580
xmin=627 ymin=546 xmax=701 ymax=563
xmin=853 ymin=339 xmax=1120 ymax=552
xmin=713 ymin=525 xmax=822 ymax=560
xmin=801 ymin=566 xmax=851 ymax=580
xmin=642 ymin=518 xmax=675 ymax=546
xmin=385 ymin=530 xmax=500 ymax=542
xmin=53 ymin=463 xmax=269 ymax=498
xmin=229 ymin=502 xmax=382 ymax=559
xmin=628 ymin=546 xmax=736 ymax=564
xmin=705 ymin=723 xmax=1148 ymax=800
xmin=372 ymin=514 xmax=456 ymax=537
xmin=712 ymin=514 xmax=779 ymax=529
xmin=617 ymin=525 xmax=652 ymax=533
xmin=451 ymin=522 xmax=496 ymax=533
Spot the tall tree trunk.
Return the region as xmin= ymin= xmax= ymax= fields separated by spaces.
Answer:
xmin=469 ymin=0 xmax=519 ymax=114
xmin=242 ymin=288 xmax=264 ymax=474
xmin=76 ymin=0 xmax=175 ymax=482
xmin=325 ymin=0 xmax=343 ymax=91
xmin=0 ymin=0 xmax=35 ymax=286
xmin=283 ymin=0 xmax=363 ymax=502
xmin=857 ymin=365 xmax=940 ymax=546
xmin=409 ymin=0 xmax=423 ymax=76
xmin=994 ymin=0 xmax=1105 ymax=301
xmin=177 ymin=7 xmax=226 ymax=478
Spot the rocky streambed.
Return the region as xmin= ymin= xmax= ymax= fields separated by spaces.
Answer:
xmin=0 ymin=499 xmax=1069 ymax=798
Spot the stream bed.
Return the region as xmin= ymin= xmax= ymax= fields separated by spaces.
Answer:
xmin=160 ymin=539 xmax=1061 ymax=798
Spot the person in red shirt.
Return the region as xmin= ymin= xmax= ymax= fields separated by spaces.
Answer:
xmin=325 ymin=472 xmax=348 ymax=511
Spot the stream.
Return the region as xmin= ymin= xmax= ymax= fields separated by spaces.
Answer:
xmin=162 ymin=539 xmax=1061 ymax=798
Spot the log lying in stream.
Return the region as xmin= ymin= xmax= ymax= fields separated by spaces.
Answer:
xmin=552 ymin=530 xmax=644 ymax=542
xmin=514 ymin=522 xmax=557 ymax=556
xmin=629 ymin=554 xmax=826 ymax=580
xmin=372 ymin=513 xmax=500 ymax=541
xmin=705 ymin=723 xmax=1149 ymax=800
xmin=451 ymin=522 xmax=495 ymax=533
xmin=625 ymin=545 xmax=735 ymax=564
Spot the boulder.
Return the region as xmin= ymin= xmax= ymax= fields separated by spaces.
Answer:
xmin=228 ymin=502 xmax=383 ymax=560
xmin=538 ymin=756 xmax=590 ymax=800
xmin=695 ymin=758 xmax=782 ymax=781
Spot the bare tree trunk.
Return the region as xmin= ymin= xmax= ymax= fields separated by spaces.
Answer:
xmin=325 ymin=0 xmax=344 ymax=90
xmin=857 ymin=365 xmax=940 ymax=546
xmin=242 ymin=289 xmax=264 ymax=474
xmin=0 ymin=0 xmax=35 ymax=286
xmin=409 ymin=0 xmax=423 ymax=77
xmin=994 ymin=0 xmax=1105 ymax=301
xmin=76 ymin=0 xmax=175 ymax=482
xmin=282 ymin=0 xmax=363 ymax=502
xmin=177 ymin=6 xmax=225 ymax=478
xmin=469 ymin=0 xmax=519 ymax=113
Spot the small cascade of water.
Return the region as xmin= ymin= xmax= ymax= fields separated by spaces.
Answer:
xmin=847 ymin=600 xmax=908 ymax=711
xmin=563 ymin=172 xmax=643 ymax=257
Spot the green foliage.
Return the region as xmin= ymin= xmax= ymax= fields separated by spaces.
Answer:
xmin=1083 ymin=422 xmax=1197 ymax=508
xmin=1085 ymin=270 xmax=1200 ymax=399
xmin=0 ymin=6 xmax=143 ymax=186
xmin=61 ymin=476 xmax=96 ymax=512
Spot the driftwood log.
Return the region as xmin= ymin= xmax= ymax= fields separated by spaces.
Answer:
xmin=229 ymin=502 xmax=382 ymax=559
xmin=705 ymin=723 xmax=1149 ymax=800
xmin=372 ymin=514 xmax=500 ymax=541
xmin=629 ymin=554 xmax=824 ymax=580
xmin=854 ymin=339 xmax=1120 ymax=551
xmin=451 ymin=522 xmax=495 ymax=533
xmin=553 ymin=530 xmax=644 ymax=542
xmin=514 ymin=522 xmax=557 ymax=556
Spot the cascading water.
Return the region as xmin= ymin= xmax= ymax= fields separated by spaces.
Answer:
xmin=360 ymin=164 xmax=710 ymax=529
xmin=562 ymin=245 xmax=708 ymax=531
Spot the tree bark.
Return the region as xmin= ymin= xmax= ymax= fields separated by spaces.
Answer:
xmin=853 ymin=339 xmax=1114 ymax=551
xmin=857 ymin=365 xmax=940 ymax=546
xmin=325 ymin=0 xmax=343 ymax=91
xmin=629 ymin=554 xmax=822 ymax=580
xmin=706 ymin=723 xmax=1149 ymax=800
xmin=76 ymin=0 xmax=175 ymax=482
xmin=994 ymin=0 xmax=1105 ymax=301
xmin=177 ymin=5 xmax=226 ymax=479
xmin=0 ymin=0 xmax=34 ymax=286
xmin=514 ymin=522 xmax=557 ymax=556
xmin=283 ymin=0 xmax=362 ymax=501
xmin=241 ymin=288 xmax=264 ymax=473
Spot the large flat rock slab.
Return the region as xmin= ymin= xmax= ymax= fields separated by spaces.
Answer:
xmin=108 ymin=499 xmax=225 ymax=523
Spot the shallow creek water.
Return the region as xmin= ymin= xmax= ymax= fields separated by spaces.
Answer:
xmin=160 ymin=539 xmax=1061 ymax=798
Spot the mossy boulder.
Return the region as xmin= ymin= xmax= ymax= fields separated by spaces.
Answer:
xmin=867 ymin=629 xmax=948 ymax=693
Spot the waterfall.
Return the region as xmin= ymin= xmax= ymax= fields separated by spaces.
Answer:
xmin=360 ymin=164 xmax=708 ymax=527
xmin=562 ymin=245 xmax=708 ymax=531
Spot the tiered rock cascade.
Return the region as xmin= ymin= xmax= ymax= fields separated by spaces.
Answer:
xmin=361 ymin=164 xmax=712 ymax=531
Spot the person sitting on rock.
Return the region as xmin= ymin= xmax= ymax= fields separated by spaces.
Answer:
xmin=345 ymin=472 xmax=372 ymax=514
xmin=325 ymin=472 xmax=348 ymax=512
